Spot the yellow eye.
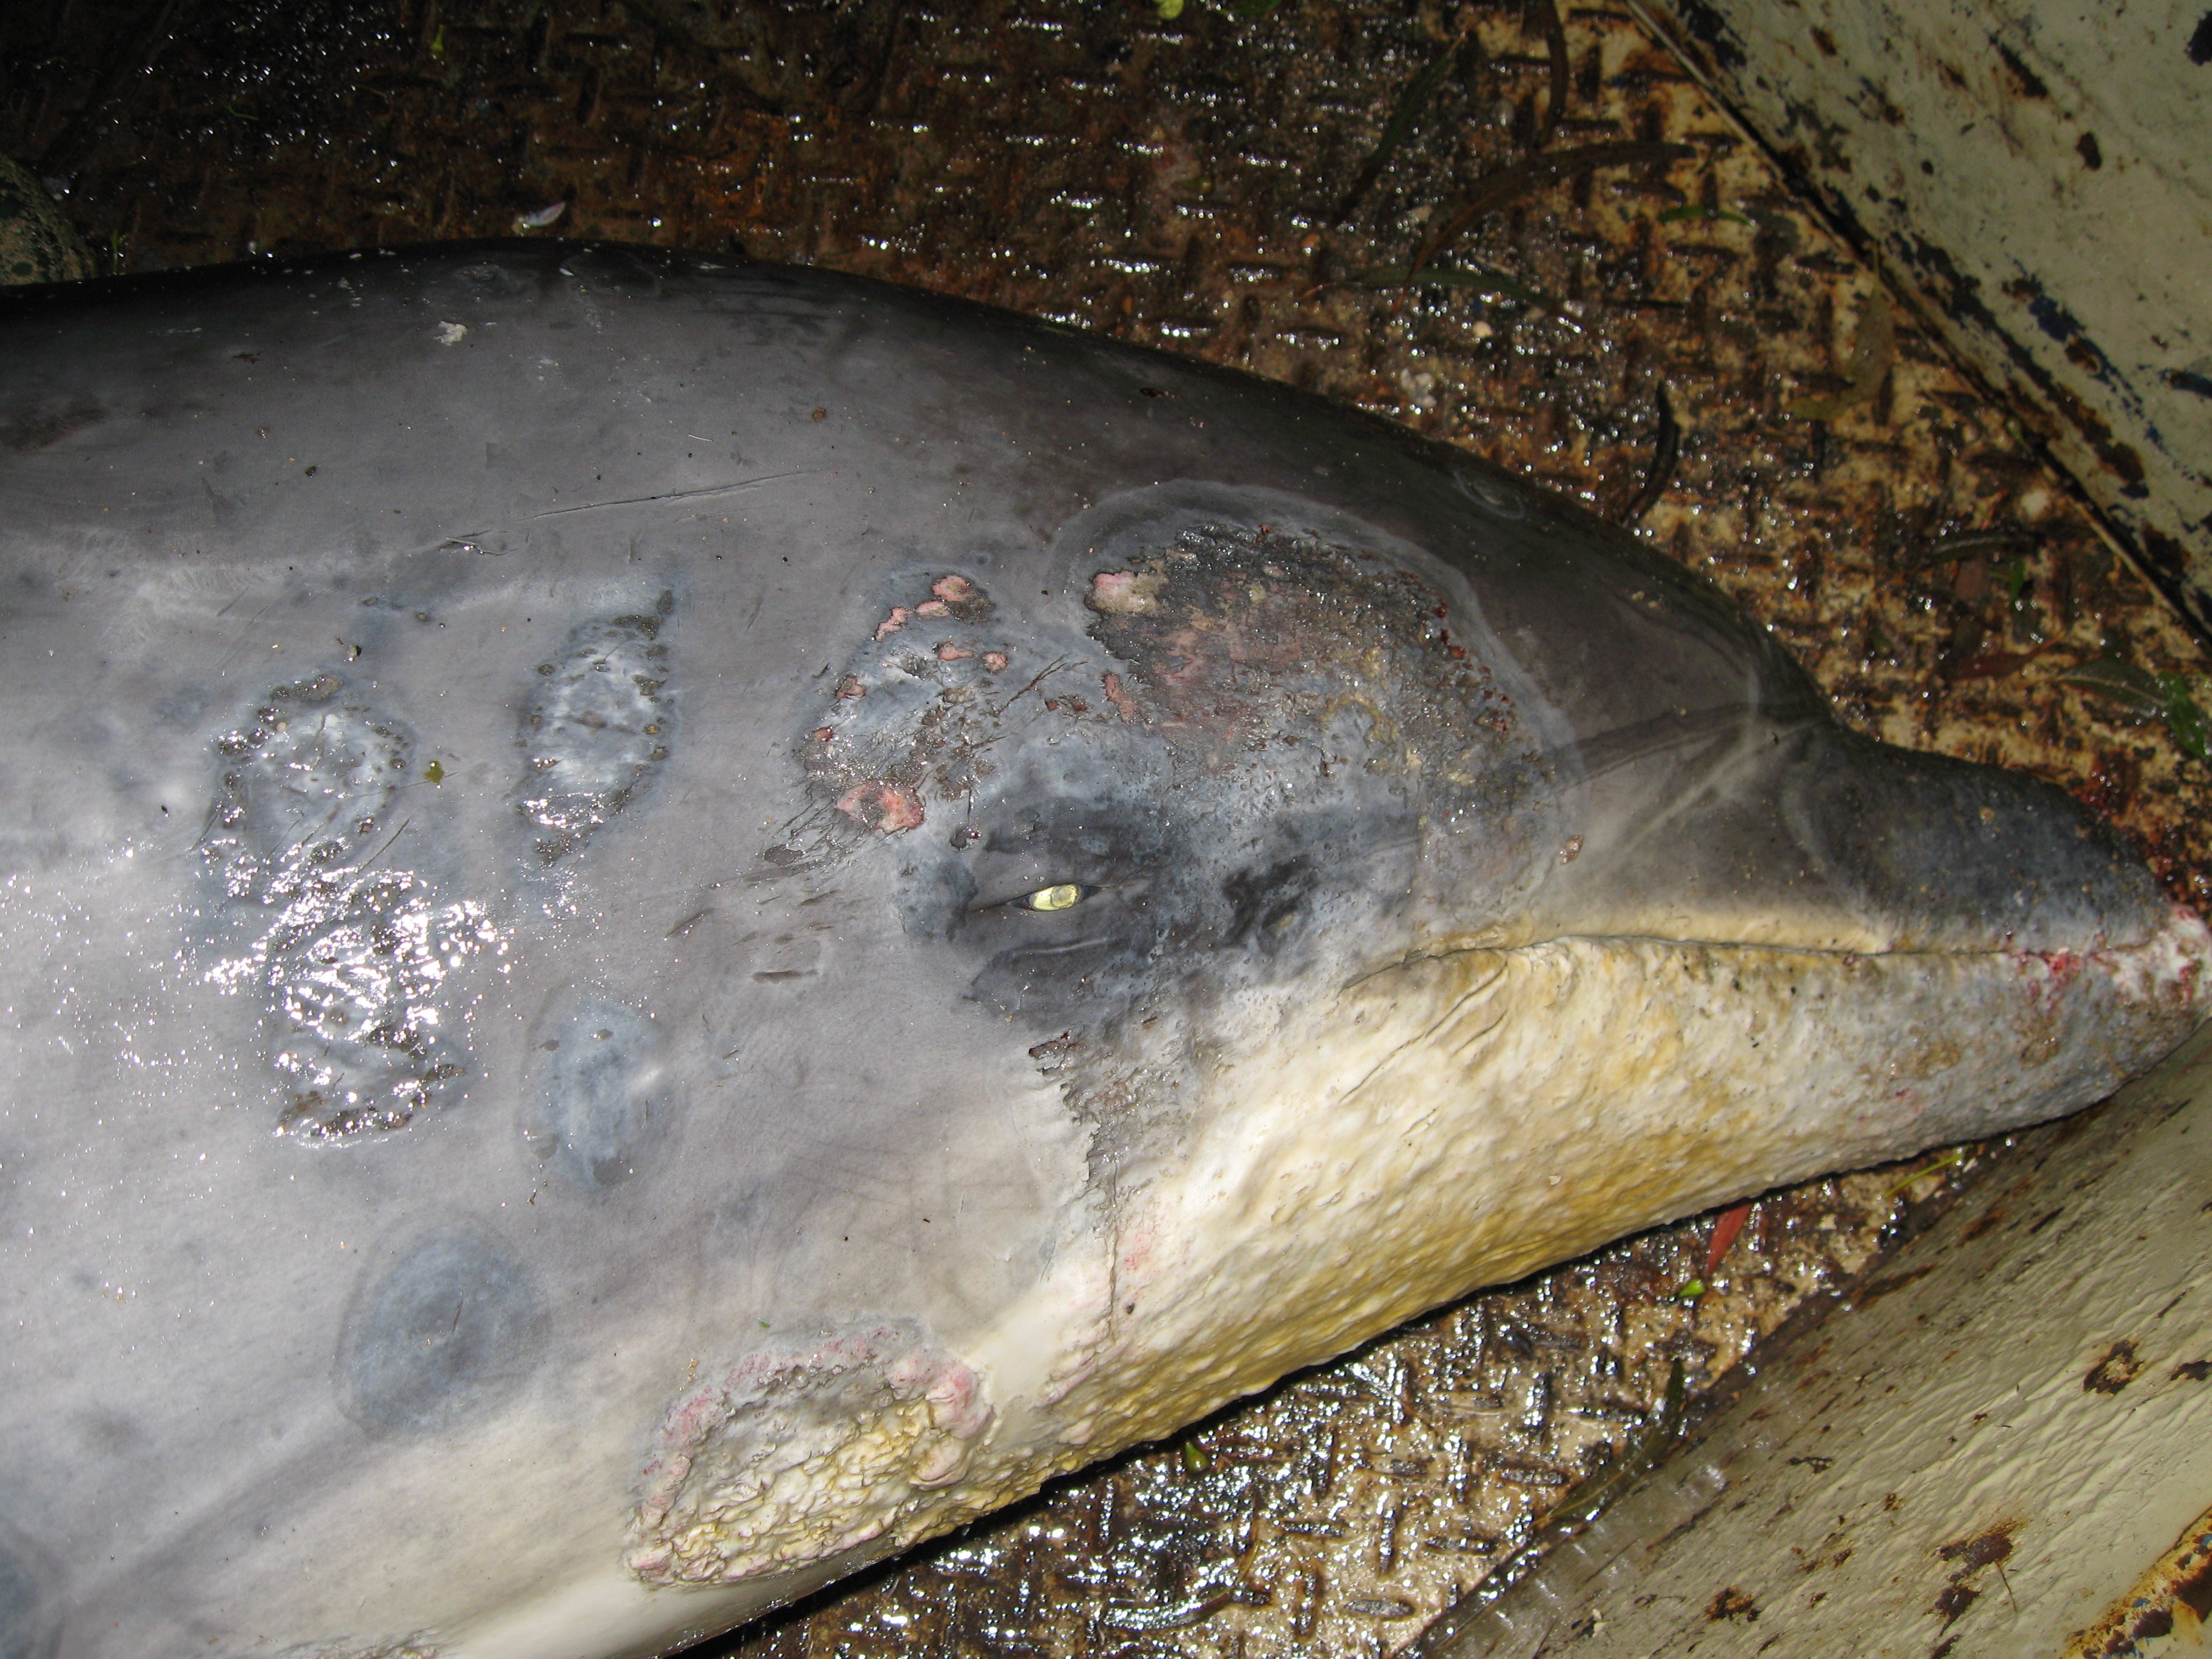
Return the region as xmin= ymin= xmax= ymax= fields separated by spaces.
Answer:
xmin=1023 ymin=883 xmax=1087 ymax=913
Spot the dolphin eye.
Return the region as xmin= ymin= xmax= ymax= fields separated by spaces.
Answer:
xmin=1021 ymin=883 xmax=1093 ymax=913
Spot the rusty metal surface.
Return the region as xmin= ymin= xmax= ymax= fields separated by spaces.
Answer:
xmin=1627 ymin=0 xmax=2212 ymax=644
xmin=4 ymin=2 xmax=2209 ymax=1655
xmin=2064 ymin=1501 xmax=2212 ymax=1657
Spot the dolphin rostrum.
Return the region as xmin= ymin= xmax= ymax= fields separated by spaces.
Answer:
xmin=0 ymin=244 xmax=2202 ymax=1659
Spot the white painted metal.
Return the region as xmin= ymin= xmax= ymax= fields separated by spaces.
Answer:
xmin=1631 ymin=0 xmax=2212 ymax=635
xmin=1436 ymin=1021 xmax=2212 ymax=1656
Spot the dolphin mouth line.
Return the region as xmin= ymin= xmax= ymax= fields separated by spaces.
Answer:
xmin=1346 ymin=923 xmax=2173 ymax=994
xmin=1323 ymin=913 xmax=2210 ymax=1148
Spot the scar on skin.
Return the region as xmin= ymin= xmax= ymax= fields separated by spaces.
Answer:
xmin=874 ymin=607 xmax=911 ymax=642
xmin=834 ymin=675 xmax=866 ymax=700
xmin=1102 ymin=672 xmax=1139 ymax=722
xmin=837 ymin=782 xmax=925 ymax=834
xmin=811 ymin=726 xmax=836 ymax=743
xmin=937 ymin=643 xmax=974 ymax=662
xmin=1560 ymin=835 xmax=1584 ymax=863
xmin=983 ymin=651 xmax=1008 ymax=672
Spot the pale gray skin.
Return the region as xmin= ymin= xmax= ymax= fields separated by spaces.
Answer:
xmin=0 ymin=244 xmax=2193 ymax=1659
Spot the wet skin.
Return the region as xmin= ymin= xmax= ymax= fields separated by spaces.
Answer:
xmin=0 ymin=244 xmax=2200 ymax=1658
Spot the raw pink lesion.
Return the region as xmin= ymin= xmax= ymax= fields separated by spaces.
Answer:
xmin=917 ymin=575 xmax=985 ymax=620
xmin=1102 ymin=672 xmax=1141 ymax=722
xmin=1090 ymin=569 xmax=1163 ymax=615
xmin=634 ymin=1381 xmax=732 ymax=1527
xmin=2173 ymin=907 xmax=2208 ymax=1001
xmin=922 ymin=1356 xmax=993 ymax=1439
xmin=800 ymin=572 xmax=1024 ymax=842
xmin=837 ymin=783 xmax=925 ymax=834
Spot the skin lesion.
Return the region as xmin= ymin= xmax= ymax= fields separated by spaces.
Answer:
xmin=785 ymin=512 xmax=1564 ymax=1195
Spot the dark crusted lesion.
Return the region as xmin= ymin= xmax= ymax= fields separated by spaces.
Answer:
xmin=1079 ymin=523 xmax=1540 ymax=820
xmin=791 ymin=529 xmax=1546 ymax=862
xmin=781 ymin=571 xmax=1025 ymax=860
xmin=780 ymin=516 xmax=1557 ymax=1193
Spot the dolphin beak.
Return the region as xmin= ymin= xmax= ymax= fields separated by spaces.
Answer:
xmin=1549 ymin=717 xmax=2185 ymax=957
xmin=1778 ymin=726 xmax=2184 ymax=953
xmin=1499 ymin=711 xmax=2212 ymax=1189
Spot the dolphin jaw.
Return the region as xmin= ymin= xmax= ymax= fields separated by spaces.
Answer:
xmin=931 ymin=903 xmax=2212 ymax=1541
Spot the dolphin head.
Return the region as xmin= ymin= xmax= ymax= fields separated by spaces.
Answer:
xmin=796 ymin=489 xmax=1551 ymax=1164
xmin=773 ymin=475 xmax=2207 ymax=1517
xmin=1 ymin=247 xmax=2200 ymax=1651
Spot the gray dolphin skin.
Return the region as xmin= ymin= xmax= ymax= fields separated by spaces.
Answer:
xmin=0 ymin=242 xmax=2204 ymax=1659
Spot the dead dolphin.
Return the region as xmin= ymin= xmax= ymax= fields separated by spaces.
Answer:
xmin=0 ymin=243 xmax=2202 ymax=1659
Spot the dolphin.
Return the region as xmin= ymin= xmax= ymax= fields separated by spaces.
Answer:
xmin=0 ymin=243 xmax=2202 ymax=1659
